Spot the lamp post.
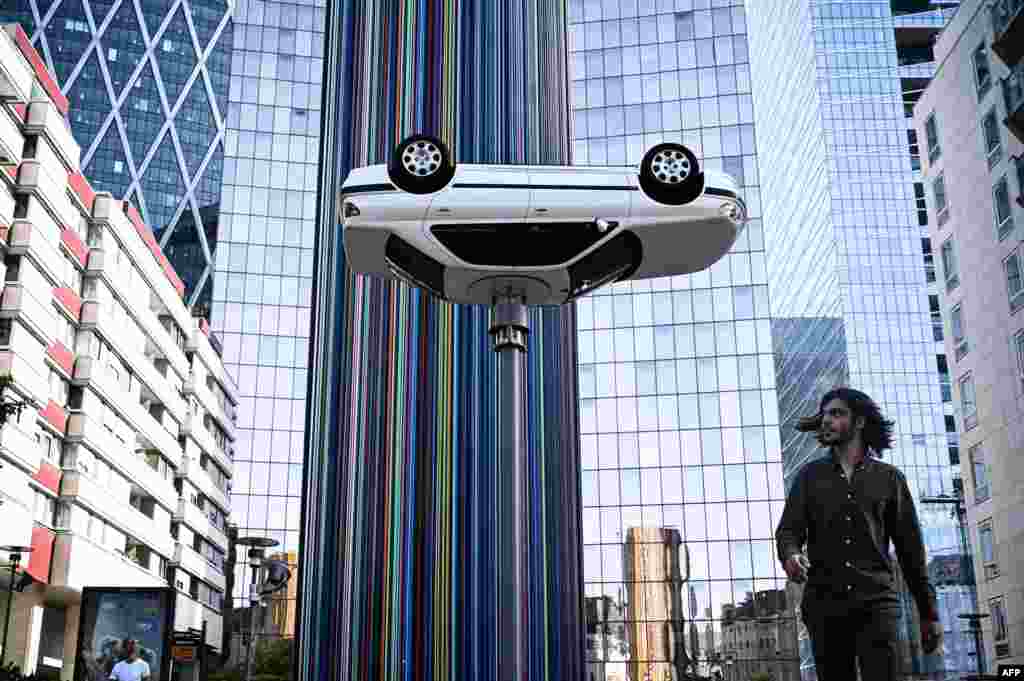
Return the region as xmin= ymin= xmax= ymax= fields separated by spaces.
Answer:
xmin=1 ymin=545 xmax=33 ymax=668
xmin=234 ymin=537 xmax=278 ymax=681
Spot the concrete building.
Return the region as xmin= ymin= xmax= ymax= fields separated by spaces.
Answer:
xmin=720 ymin=585 xmax=799 ymax=681
xmin=913 ymin=0 xmax=1024 ymax=667
xmin=0 ymin=24 xmax=235 ymax=675
xmin=0 ymin=0 xmax=234 ymax=311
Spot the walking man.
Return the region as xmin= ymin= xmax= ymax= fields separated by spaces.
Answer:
xmin=775 ymin=387 xmax=942 ymax=680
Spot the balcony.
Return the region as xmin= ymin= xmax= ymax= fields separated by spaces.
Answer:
xmin=1 ymin=283 xmax=57 ymax=341
xmin=0 ymin=341 xmax=47 ymax=405
xmin=0 ymin=106 xmax=22 ymax=167
xmin=60 ymin=470 xmax=174 ymax=558
xmin=91 ymin=195 xmax=192 ymax=332
xmin=49 ymin=532 xmax=165 ymax=592
xmin=16 ymin=159 xmax=76 ymax=231
xmin=8 ymin=220 xmax=66 ymax=286
xmin=177 ymin=456 xmax=230 ymax=517
xmin=173 ymin=498 xmax=229 ymax=551
xmin=0 ymin=480 xmax=34 ymax=553
xmin=183 ymin=410 xmax=232 ymax=474
xmin=0 ymin=27 xmax=34 ymax=103
xmin=186 ymin=373 xmax=236 ymax=439
xmin=1005 ymin=62 xmax=1024 ymax=142
xmin=0 ymin=417 xmax=42 ymax=483
xmin=992 ymin=0 xmax=1024 ymax=67
xmin=24 ymin=99 xmax=78 ymax=171
xmin=171 ymin=542 xmax=226 ymax=592
xmin=65 ymin=412 xmax=181 ymax=522
xmin=173 ymin=594 xmax=224 ymax=651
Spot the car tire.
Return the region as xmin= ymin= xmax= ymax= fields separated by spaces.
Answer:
xmin=638 ymin=143 xmax=704 ymax=206
xmin=388 ymin=134 xmax=456 ymax=194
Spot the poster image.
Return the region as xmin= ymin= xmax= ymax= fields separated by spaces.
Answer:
xmin=74 ymin=587 xmax=174 ymax=681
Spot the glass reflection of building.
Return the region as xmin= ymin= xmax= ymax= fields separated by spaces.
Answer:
xmin=568 ymin=2 xmax=796 ymax=679
xmin=0 ymin=0 xmax=233 ymax=311
xmin=746 ymin=0 xmax=974 ymax=677
xmin=209 ymin=0 xmax=325 ymax=649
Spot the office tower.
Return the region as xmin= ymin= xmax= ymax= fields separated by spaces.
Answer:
xmin=297 ymin=4 xmax=582 ymax=681
xmin=913 ymin=0 xmax=1024 ymax=666
xmin=0 ymin=25 xmax=235 ymax=673
xmin=0 ymin=0 xmax=233 ymax=309
xmin=209 ymin=0 xmax=324 ymax=652
xmin=567 ymin=2 xmax=795 ymax=680
xmin=747 ymin=0 xmax=975 ymax=675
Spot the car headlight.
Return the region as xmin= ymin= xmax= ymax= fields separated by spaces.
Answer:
xmin=719 ymin=201 xmax=743 ymax=222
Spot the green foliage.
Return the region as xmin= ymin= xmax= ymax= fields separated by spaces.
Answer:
xmin=211 ymin=639 xmax=293 ymax=681
xmin=749 ymin=672 xmax=774 ymax=681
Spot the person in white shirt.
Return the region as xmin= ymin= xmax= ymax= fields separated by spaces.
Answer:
xmin=108 ymin=640 xmax=151 ymax=681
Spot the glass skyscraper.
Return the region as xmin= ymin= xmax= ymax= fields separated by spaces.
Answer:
xmin=0 ymin=0 xmax=232 ymax=310
xmin=747 ymin=0 xmax=972 ymax=678
xmin=567 ymin=3 xmax=798 ymax=680
xmin=208 ymin=0 xmax=324 ymax=650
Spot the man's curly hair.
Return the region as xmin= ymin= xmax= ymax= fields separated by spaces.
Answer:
xmin=795 ymin=387 xmax=895 ymax=453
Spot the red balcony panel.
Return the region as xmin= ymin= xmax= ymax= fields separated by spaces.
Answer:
xmin=12 ymin=103 xmax=26 ymax=121
xmin=122 ymin=201 xmax=185 ymax=298
xmin=39 ymin=399 xmax=67 ymax=432
xmin=32 ymin=459 xmax=61 ymax=494
xmin=0 ymin=224 xmax=8 ymax=242
xmin=60 ymin=227 xmax=88 ymax=267
xmin=68 ymin=172 xmax=95 ymax=213
xmin=46 ymin=340 xmax=74 ymax=375
xmin=52 ymin=286 xmax=82 ymax=321
xmin=26 ymin=525 xmax=55 ymax=583
xmin=5 ymin=164 xmax=17 ymax=181
xmin=200 ymin=317 xmax=210 ymax=336
xmin=9 ymin=27 xmax=68 ymax=115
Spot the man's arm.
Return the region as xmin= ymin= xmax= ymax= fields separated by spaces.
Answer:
xmin=775 ymin=465 xmax=810 ymax=565
xmin=887 ymin=470 xmax=939 ymax=621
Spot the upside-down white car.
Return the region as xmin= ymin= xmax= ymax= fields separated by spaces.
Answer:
xmin=341 ymin=134 xmax=746 ymax=306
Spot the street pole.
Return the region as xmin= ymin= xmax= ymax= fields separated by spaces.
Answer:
xmin=1 ymin=546 xmax=32 ymax=669
xmin=489 ymin=294 xmax=529 ymax=681
xmin=245 ymin=550 xmax=260 ymax=681
xmin=200 ymin=620 xmax=207 ymax=681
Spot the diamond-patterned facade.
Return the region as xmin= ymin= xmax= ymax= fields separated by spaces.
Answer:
xmin=0 ymin=0 xmax=233 ymax=307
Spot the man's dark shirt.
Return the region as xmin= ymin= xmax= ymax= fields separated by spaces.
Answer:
xmin=775 ymin=450 xmax=939 ymax=621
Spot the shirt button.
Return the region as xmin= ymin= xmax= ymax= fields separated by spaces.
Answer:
xmin=848 ymin=492 xmax=854 ymax=499
xmin=845 ymin=538 xmax=852 ymax=545
xmin=845 ymin=561 xmax=852 ymax=567
xmin=847 ymin=585 xmax=853 ymax=590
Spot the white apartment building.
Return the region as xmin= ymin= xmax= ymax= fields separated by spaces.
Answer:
xmin=0 ymin=24 xmax=237 ymax=677
xmin=914 ymin=0 xmax=1024 ymax=668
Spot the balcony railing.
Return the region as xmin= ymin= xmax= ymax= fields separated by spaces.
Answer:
xmin=1004 ymin=60 xmax=1024 ymax=143
xmin=991 ymin=0 xmax=1024 ymax=67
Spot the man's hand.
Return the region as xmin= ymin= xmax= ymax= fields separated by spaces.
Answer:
xmin=783 ymin=553 xmax=811 ymax=583
xmin=922 ymin=619 xmax=943 ymax=654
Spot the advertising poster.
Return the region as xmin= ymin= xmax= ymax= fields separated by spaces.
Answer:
xmin=74 ymin=587 xmax=175 ymax=681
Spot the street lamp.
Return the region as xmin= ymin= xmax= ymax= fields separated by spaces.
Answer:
xmin=234 ymin=537 xmax=278 ymax=681
xmin=1 ymin=545 xmax=33 ymax=668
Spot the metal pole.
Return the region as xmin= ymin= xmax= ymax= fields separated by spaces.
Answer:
xmin=489 ymin=295 xmax=529 ymax=681
xmin=200 ymin=620 xmax=207 ymax=681
xmin=245 ymin=553 xmax=260 ymax=681
xmin=1 ymin=557 xmax=16 ymax=668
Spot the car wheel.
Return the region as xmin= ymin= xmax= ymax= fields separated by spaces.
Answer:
xmin=388 ymin=134 xmax=456 ymax=194
xmin=638 ymin=143 xmax=704 ymax=205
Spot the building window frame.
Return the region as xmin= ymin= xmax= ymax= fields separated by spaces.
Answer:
xmin=960 ymin=373 xmax=978 ymax=431
xmin=941 ymin=237 xmax=958 ymax=291
xmin=969 ymin=441 xmax=989 ymax=502
xmin=1005 ymin=248 xmax=1024 ymax=313
xmin=934 ymin=174 xmax=949 ymax=227
xmin=982 ymin=108 xmax=1002 ymax=169
xmin=951 ymin=303 xmax=968 ymax=360
xmin=973 ymin=43 xmax=992 ymax=97
xmin=994 ymin=175 xmax=1015 ymax=240
xmin=1014 ymin=330 xmax=1024 ymax=393
xmin=978 ymin=518 xmax=998 ymax=579
xmin=925 ymin=112 xmax=941 ymax=164
xmin=990 ymin=597 xmax=1010 ymax=657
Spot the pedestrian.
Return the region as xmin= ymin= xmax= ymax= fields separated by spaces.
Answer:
xmin=108 ymin=640 xmax=151 ymax=681
xmin=775 ymin=387 xmax=942 ymax=680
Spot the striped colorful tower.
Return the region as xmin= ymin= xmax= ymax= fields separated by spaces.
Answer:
xmin=300 ymin=2 xmax=583 ymax=681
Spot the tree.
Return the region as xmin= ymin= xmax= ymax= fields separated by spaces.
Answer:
xmin=208 ymin=639 xmax=293 ymax=681
xmin=0 ymin=375 xmax=28 ymax=426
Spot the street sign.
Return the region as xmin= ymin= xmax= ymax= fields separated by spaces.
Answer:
xmin=171 ymin=645 xmax=197 ymax=663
